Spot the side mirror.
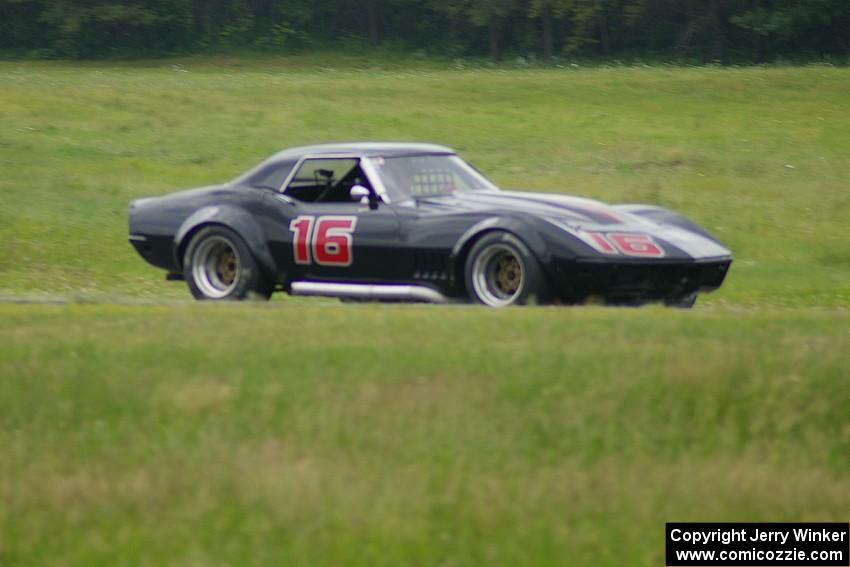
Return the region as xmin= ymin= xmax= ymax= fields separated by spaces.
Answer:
xmin=350 ymin=184 xmax=378 ymax=209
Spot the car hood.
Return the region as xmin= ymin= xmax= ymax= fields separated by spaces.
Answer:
xmin=413 ymin=190 xmax=731 ymax=260
xmin=415 ymin=190 xmax=636 ymax=225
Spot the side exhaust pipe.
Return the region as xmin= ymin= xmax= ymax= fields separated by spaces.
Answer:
xmin=290 ymin=282 xmax=449 ymax=304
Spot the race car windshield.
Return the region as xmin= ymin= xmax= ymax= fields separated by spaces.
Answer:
xmin=369 ymin=155 xmax=498 ymax=201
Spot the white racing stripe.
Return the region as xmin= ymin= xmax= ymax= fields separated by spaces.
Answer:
xmin=546 ymin=218 xmax=731 ymax=259
xmin=654 ymin=226 xmax=731 ymax=259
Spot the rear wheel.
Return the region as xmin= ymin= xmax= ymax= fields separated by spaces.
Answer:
xmin=465 ymin=231 xmax=550 ymax=307
xmin=183 ymin=226 xmax=272 ymax=301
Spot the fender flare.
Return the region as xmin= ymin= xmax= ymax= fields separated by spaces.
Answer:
xmin=449 ymin=216 xmax=551 ymax=281
xmin=174 ymin=205 xmax=278 ymax=278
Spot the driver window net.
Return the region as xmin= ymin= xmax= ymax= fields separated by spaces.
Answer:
xmin=412 ymin=169 xmax=455 ymax=195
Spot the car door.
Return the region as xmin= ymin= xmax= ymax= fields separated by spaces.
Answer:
xmin=262 ymin=156 xmax=405 ymax=283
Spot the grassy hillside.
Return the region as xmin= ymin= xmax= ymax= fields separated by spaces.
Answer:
xmin=1 ymin=59 xmax=849 ymax=305
xmin=1 ymin=58 xmax=848 ymax=566
xmin=1 ymin=304 xmax=849 ymax=566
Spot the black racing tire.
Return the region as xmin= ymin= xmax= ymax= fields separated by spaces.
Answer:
xmin=664 ymin=292 xmax=698 ymax=309
xmin=464 ymin=231 xmax=550 ymax=307
xmin=183 ymin=225 xmax=273 ymax=301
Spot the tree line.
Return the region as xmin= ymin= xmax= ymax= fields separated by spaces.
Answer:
xmin=1 ymin=0 xmax=848 ymax=62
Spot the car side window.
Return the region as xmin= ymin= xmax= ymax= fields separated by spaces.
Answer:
xmin=284 ymin=158 xmax=373 ymax=204
xmin=246 ymin=162 xmax=294 ymax=190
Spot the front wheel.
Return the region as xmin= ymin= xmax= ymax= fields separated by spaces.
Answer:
xmin=664 ymin=292 xmax=698 ymax=309
xmin=464 ymin=231 xmax=550 ymax=307
xmin=183 ymin=226 xmax=273 ymax=301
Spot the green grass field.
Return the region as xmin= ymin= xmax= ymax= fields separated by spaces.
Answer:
xmin=1 ymin=57 xmax=848 ymax=566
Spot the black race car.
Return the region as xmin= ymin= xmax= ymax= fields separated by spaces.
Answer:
xmin=128 ymin=142 xmax=731 ymax=307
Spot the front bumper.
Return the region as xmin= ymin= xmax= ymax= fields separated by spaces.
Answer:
xmin=551 ymin=257 xmax=732 ymax=303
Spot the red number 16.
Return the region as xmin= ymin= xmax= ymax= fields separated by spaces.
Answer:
xmin=586 ymin=231 xmax=664 ymax=257
xmin=290 ymin=215 xmax=357 ymax=267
